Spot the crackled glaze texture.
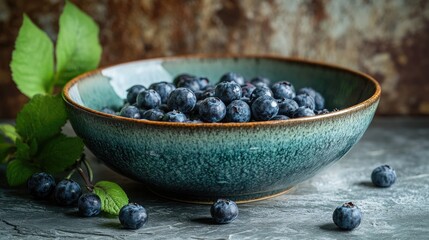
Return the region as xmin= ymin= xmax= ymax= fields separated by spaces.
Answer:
xmin=64 ymin=57 xmax=380 ymax=203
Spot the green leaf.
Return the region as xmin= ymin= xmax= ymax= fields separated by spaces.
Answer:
xmin=55 ymin=0 xmax=102 ymax=86
xmin=10 ymin=14 xmax=54 ymax=97
xmin=0 ymin=142 xmax=15 ymax=163
xmin=37 ymin=134 xmax=84 ymax=173
xmin=6 ymin=159 xmax=40 ymax=186
xmin=0 ymin=124 xmax=19 ymax=142
xmin=15 ymin=138 xmax=30 ymax=161
xmin=15 ymin=95 xmax=67 ymax=143
xmin=93 ymin=181 xmax=129 ymax=215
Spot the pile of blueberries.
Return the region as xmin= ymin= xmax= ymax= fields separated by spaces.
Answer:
xmin=24 ymin=164 xmax=396 ymax=231
xmin=101 ymin=72 xmax=332 ymax=122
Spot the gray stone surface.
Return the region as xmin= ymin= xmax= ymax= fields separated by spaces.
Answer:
xmin=1 ymin=117 xmax=428 ymax=239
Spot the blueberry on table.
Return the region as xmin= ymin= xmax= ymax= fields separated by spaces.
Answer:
xmin=250 ymin=76 xmax=271 ymax=87
xmin=126 ymin=85 xmax=146 ymax=104
xmin=78 ymin=193 xmax=101 ymax=217
xmin=119 ymin=105 xmax=141 ymax=119
xmin=250 ymin=86 xmax=273 ymax=102
xmin=294 ymin=93 xmax=316 ymax=110
xmin=198 ymin=97 xmax=227 ymax=123
xmin=371 ymin=165 xmax=397 ymax=187
xmin=100 ymin=107 xmax=116 ymax=115
xmin=293 ymin=106 xmax=316 ymax=118
xmin=225 ymin=100 xmax=251 ymax=122
xmin=251 ymin=95 xmax=279 ymax=121
xmin=219 ymin=72 xmax=245 ymax=85
xmin=149 ymin=82 xmax=176 ymax=104
xmin=27 ymin=172 xmax=56 ymax=199
xmin=54 ymin=179 xmax=82 ymax=206
xmin=136 ymin=89 xmax=162 ymax=110
xmin=271 ymin=81 xmax=296 ymax=99
xmin=332 ymin=202 xmax=362 ymax=230
xmin=214 ymin=81 xmax=242 ymax=105
xmin=163 ymin=110 xmax=187 ymax=122
xmin=141 ymin=109 xmax=164 ymax=121
xmin=119 ymin=203 xmax=148 ymax=230
xmin=210 ymin=199 xmax=239 ymax=224
xmin=277 ymin=98 xmax=299 ymax=117
xmin=167 ymin=88 xmax=197 ymax=113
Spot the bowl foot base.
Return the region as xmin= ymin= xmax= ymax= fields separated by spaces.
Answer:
xmin=147 ymin=186 xmax=295 ymax=205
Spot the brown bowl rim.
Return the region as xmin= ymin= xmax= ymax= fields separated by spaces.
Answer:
xmin=62 ymin=54 xmax=381 ymax=128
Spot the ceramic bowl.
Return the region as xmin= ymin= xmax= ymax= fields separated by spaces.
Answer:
xmin=63 ymin=55 xmax=381 ymax=203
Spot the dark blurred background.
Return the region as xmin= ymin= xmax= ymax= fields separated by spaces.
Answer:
xmin=1 ymin=0 xmax=428 ymax=118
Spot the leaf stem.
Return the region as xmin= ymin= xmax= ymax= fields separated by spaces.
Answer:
xmin=77 ymin=166 xmax=94 ymax=192
xmin=65 ymin=168 xmax=76 ymax=180
xmin=82 ymin=158 xmax=93 ymax=183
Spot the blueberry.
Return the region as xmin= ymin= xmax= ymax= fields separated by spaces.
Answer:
xmin=100 ymin=107 xmax=116 ymax=115
xmin=119 ymin=203 xmax=148 ymax=230
xmin=293 ymin=94 xmax=315 ymax=110
xmin=54 ymin=179 xmax=82 ymax=206
xmin=27 ymin=172 xmax=56 ymax=199
xmin=251 ymin=95 xmax=279 ymax=121
xmin=297 ymin=87 xmax=325 ymax=110
xmin=219 ymin=72 xmax=245 ymax=85
xmin=214 ymin=81 xmax=242 ymax=105
xmin=167 ymin=88 xmax=197 ymax=113
xmin=225 ymin=100 xmax=251 ymax=122
xmin=149 ymin=82 xmax=176 ymax=104
xmin=78 ymin=193 xmax=101 ymax=217
xmin=126 ymin=85 xmax=146 ymax=104
xmin=141 ymin=109 xmax=164 ymax=121
xmin=250 ymin=86 xmax=273 ymax=102
xmin=196 ymin=88 xmax=215 ymax=100
xmin=136 ymin=89 xmax=161 ymax=110
xmin=240 ymin=97 xmax=251 ymax=105
xmin=371 ymin=165 xmax=397 ymax=187
xmin=158 ymin=104 xmax=170 ymax=112
xmin=333 ymin=202 xmax=362 ymax=230
xmin=198 ymin=97 xmax=227 ymax=123
xmin=173 ymin=73 xmax=195 ymax=86
xmin=293 ymin=107 xmax=315 ymax=118
xmin=315 ymin=109 xmax=330 ymax=115
xmin=271 ymin=115 xmax=290 ymax=120
xmin=197 ymin=77 xmax=210 ymax=90
xmin=277 ymin=98 xmax=299 ymax=117
xmin=176 ymin=75 xmax=201 ymax=92
xmin=119 ymin=105 xmax=141 ymax=119
xmin=271 ymin=81 xmax=295 ymax=99
xmin=210 ymin=199 xmax=239 ymax=224
xmin=250 ymin=76 xmax=271 ymax=87
xmin=241 ymin=83 xmax=256 ymax=98
xmin=163 ymin=110 xmax=187 ymax=122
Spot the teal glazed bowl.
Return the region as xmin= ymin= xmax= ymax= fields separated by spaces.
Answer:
xmin=63 ymin=55 xmax=381 ymax=203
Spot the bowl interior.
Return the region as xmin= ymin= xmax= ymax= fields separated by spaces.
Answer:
xmin=67 ymin=57 xmax=377 ymax=113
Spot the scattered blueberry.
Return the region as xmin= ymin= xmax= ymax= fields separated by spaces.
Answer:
xmin=100 ymin=107 xmax=116 ymax=115
xmin=141 ymin=109 xmax=164 ymax=121
xmin=210 ymin=199 xmax=239 ymax=224
xmin=149 ymin=82 xmax=176 ymax=104
xmin=225 ymin=100 xmax=251 ymax=122
xmin=293 ymin=107 xmax=316 ymax=118
xmin=215 ymin=81 xmax=242 ymax=105
xmin=119 ymin=203 xmax=148 ymax=230
xmin=271 ymin=81 xmax=295 ymax=99
xmin=250 ymin=76 xmax=271 ymax=87
xmin=54 ymin=179 xmax=82 ymax=206
xmin=219 ymin=72 xmax=245 ymax=85
xmin=251 ymin=95 xmax=279 ymax=121
xmin=371 ymin=165 xmax=397 ymax=187
xmin=250 ymin=86 xmax=273 ymax=102
xmin=27 ymin=172 xmax=56 ymax=199
xmin=119 ymin=105 xmax=141 ymax=119
xmin=198 ymin=97 xmax=227 ymax=123
xmin=136 ymin=89 xmax=161 ymax=110
xmin=294 ymin=94 xmax=316 ymax=110
xmin=78 ymin=193 xmax=101 ymax=217
xmin=277 ymin=98 xmax=299 ymax=117
xmin=163 ymin=110 xmax=187 ymax=122
xmin=332 ymin=202 xmax=362 ymax=230
xmin=126 ymin=85 xmax=146 ymax=104
xmin=167 ymin=88 xmax=197 ymax=113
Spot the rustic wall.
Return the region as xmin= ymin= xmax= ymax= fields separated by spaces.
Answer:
xmin=1 ymin=0 xmax=428 ymax=118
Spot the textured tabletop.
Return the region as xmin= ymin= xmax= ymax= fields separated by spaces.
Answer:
xmin=1 ymin=117 xmax=428 ymax=239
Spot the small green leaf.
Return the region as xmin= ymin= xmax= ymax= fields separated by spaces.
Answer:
xmin=10 ymin=14 xmax=54 ymax=97
xmin=37 ymin=134 xmax=84 ymax=173
xmin=15 ymin=138 xmax=30 ymax=161
xmin=15 ymin=95 xmax=67 ymax=144
xmin=0 ymin=124 xmax=19 ymax=142
xmin=93 ymin=181 xmax=129 ymax=215
xmin=6 ymin=159 xmax=40 ymax=186
xmin=55 ymin=0 xmax=102 ymax=86
xmin=0 ymin=142 xmax=15 ymax=163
